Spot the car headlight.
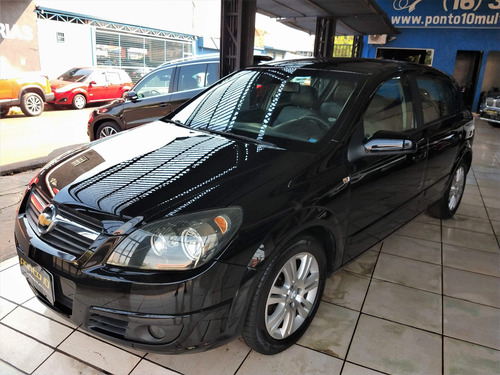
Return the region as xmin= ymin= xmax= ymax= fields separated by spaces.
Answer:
xmin=107 ymin=207 xmax=243 ymax=270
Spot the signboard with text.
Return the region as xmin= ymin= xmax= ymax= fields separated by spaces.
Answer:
xmin=381 ymin=0 xmax=500 ymax=29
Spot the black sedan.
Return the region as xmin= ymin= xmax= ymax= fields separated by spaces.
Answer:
xmin=15 ymin=58 xmax=474 ymax=355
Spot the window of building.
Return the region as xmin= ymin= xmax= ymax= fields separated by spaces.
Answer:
xmin=376 ymin=48 xmax=434 ymax=66
xmin=95 ymin=30 xmax=193 ymax=83
xmin=56 ymin=32 xmax=65 ymax=43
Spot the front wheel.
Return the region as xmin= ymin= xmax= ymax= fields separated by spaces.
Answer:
xmin=20 ymin=92 xmax=44 ymax=116
xmin=428 ymin=160 xmax=468 ymax=219
xmin=72 ymin=94 xmax=87 ymax=109
xmin=243 ymin=235 xmax=326 ymax=355
xmin=96 ymin=121 xmax=121 ymax=139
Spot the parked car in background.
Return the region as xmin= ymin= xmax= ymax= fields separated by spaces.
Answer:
xmin=87 ymin=55 xmax=220 ymax=140
xmin=479 ymin=88 xmax=500 ymax=126
xmin=49 ymin=67 xmax=133 ymax=109
xmin=16 ymin=59 xmax=474 ymax=355
xmin=0 ymin=73 xmax=54 ymax=116
xmin=87 ymin=54 xmax=273 ymax=140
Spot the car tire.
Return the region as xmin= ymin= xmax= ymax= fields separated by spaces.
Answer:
xmin=428 ymin=160 xmax=468 ymax=219
xmin=96 ymin=121 xmax=121 ymax=139
xmin=122 ymin=91 xmax=129 ymax=99
xmin=242 ymin=235 xmax=326 ymax=355
xmin=0 ymin=106 xmax=10 ymax=117
xmin=72 ymin=94 xmax=87 ymax=109
xmin=20 ymin=92 xmax=44 ymax=116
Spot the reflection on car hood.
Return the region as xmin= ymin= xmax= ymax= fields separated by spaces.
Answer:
xmin=38 ymin=121 xmax=306 ymax=221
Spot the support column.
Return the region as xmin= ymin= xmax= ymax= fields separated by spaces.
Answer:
xmin=220 ymin=0 xmax=256 ymax=78
xmin=313 ymin=17 xmax=336 ymax=58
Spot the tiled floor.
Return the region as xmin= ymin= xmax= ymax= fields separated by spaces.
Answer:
xmin=0 ymin=118 xmax=499 ymax=375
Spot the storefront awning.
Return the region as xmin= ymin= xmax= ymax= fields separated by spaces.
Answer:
xmin=257 ymin=0 xmax=398 ymax=35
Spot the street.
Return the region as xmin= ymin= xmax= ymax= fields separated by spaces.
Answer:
xmin=0 ymin=106 xmax=94 ymax=172
xmin=0 ymin=105 xmax=95 ymax=262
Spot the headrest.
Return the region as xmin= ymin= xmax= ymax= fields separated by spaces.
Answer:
xmin=291 ymin=86 xmax=318 ymax=108
xmin=321 ymin=102 xmax=343 ymax=120
xmin=334 ymin=82 xmax=355 ymax=102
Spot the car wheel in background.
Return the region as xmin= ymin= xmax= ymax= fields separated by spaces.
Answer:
xmin=72 ymin=94 xmax=87 ymax=109
xmin=0 ymin=106 xmax=10 ymax=117
xmin=122 ymin=91 xmax=129 ymax=99
xmin=20 ymin=92 xmax=44 ymax=116
xmin=243 ymin=235 xmax=326 ymax=355
xmin=428 ymin=160 xmax=467 ymax=219
xmin=96 ymin=121 xmax=121 ymax=139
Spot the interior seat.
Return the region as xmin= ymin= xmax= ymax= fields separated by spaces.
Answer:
xmin=273 ymin=86 xmax=320 ymax=125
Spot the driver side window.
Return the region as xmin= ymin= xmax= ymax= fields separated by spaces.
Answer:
xmin=135 ymin=67 xmax=173 ymax=98
xmin=363 ymin=77 xmax=414 ymax=139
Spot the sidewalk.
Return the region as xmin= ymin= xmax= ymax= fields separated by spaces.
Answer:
xmin=0 ymin=119 xmax=499 ymax=375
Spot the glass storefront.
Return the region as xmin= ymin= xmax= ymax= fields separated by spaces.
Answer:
xmin=95 ymin=30 xmax=194 ymax=83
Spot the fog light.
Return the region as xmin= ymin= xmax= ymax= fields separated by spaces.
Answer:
xmin=148 ymin=325 xmax=167 ymax=339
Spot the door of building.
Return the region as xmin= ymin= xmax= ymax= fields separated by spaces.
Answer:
xmin=453 ymin=50 xmax=483 ymax=110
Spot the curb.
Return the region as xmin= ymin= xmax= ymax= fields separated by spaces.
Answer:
xmin=0 ymin=144 xmax=84 ymax=176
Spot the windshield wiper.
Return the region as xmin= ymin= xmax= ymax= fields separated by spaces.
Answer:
xmin=166 ymin=120 xmax=282 ymax=149
xmin=201 ymin=129 xmax=282 ymax=149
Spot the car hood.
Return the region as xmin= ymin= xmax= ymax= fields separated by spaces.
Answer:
xmin=36 ymin=121 xmax=312 ymax=224
xmin=50 ymin=79 xmax=84 ymax=91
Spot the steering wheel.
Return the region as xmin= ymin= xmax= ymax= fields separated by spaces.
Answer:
xmin=150 ymin=89 xmax=161 ymax=96
xmin=299 ymin=115 xmax=331 ymax=132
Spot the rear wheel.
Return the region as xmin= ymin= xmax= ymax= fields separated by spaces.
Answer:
xmin=428 ymin=160 xmax=467 ymax=219
xmin=96 ymin=121 xmax=121 ymax=139
xmin=243 ymin=235 xmax=326 ymax=355
xmin=20 ymin=92 xmax=44 ymax=116
xmin=72 ymin=94 xmax=87 ymax=109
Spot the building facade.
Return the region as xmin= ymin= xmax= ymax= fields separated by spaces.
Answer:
xmin=363 ymin=0 xmax=500 ymax=111
xmin=1 ymin=1 xmax=197 ymax=82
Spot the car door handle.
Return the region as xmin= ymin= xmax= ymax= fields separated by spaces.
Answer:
xmin=160 ymin=102 xmax=169 ymax=108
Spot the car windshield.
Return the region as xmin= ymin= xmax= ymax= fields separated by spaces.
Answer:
xmin=170 ymin=65 xmax=364 ymax=150
xmin=58 ymin=68 xmax=93 ymax=82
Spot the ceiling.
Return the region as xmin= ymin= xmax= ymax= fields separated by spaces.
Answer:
xmin=256 ymin=0 xmax=398 ymax=36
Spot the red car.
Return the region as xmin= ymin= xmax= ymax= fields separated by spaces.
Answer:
xmin=49 ymin=67 xmax=133 ymax=109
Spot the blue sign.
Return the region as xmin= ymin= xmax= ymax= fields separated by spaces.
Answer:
xmin=380 ymin=0 xmax=500 ymax=29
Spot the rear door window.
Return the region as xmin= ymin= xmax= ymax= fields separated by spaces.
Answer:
xmin=177 ymin=63 xmax=209 ymax=92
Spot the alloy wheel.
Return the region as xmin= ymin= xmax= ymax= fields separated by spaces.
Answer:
xmin=26 ymin=95 xmax=43 ymax=115
xmin=265 ymin=251 xmax=320 ymax=340
xmin=448 ymin=165 xmax=465 ymax=212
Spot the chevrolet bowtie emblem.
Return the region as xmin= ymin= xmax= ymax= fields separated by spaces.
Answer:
xmin=37 ymin=204 xmax=57 ymax=234
xmin=38 ymin=213 xmax=52 ymax=227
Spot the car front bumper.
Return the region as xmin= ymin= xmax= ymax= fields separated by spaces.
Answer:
xmin=15 ymin=206 xmax=254 ymax=353
xmin=479 ymin=104 xmax=500 ymax=124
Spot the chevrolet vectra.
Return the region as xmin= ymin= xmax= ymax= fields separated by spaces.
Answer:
xmin=15 ymin=59 xmax=474 ymax=354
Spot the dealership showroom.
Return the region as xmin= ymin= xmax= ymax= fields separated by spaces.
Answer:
xmin=0 ymin=0 xmax=499 ymax=374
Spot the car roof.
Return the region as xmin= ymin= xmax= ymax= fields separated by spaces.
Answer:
xmin=259 ymin=58 xmax=447 ymax=79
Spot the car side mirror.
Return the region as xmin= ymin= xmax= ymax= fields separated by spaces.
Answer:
xmin=364 ymin=134 xmax=416 ymax=155
xmin=126 ymin=90 xmax=139 ymax=101
xmin=89 ymin=80 xmax=97 ymax=86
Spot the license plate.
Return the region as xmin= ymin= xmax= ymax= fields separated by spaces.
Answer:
xmin=486 ymin=110 xmax=498 ymax=115
xmin=19 ymin=253 xmax=55 ymax=305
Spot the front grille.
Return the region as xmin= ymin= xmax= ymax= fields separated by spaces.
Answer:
xmin=26 ymin=187 xmax=102 ymax=258
xmin=88 ymin=313 xmax=128 ymax=339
